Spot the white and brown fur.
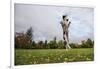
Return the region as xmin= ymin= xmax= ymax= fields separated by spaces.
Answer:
xmin=60 ymin=15 xmax=71 ymax=50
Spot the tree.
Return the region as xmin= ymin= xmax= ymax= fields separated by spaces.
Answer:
xmin=25 ymin=27 xmax=33 ymax=47
xmin=44 ymin=40 xmax=48 ymax=49
xmin=37 ymin=41 xmax=44 ymax=49
xmin=57 ymin=40 xmax=65 ymax=49
xmin=53 ymin=37 xmax=58 ymax=48
xmin=26 ymin=27 xmax=33 ymax=40
xmin=69 ymin=43 xmax=76 ymax=48
xmin=81 ymin=38 xmax=94 ymax=48
xmin=15 ymin=32 xmax=32 ymax=49
xmin=15 ymin=27 xmax=34 ymax=49
xmin=48 ymin=37 xmax=58 ymax=49
xmin=85 ymin=38 xmax=94 ymax=48
xmin=32 ymin=41 xmax=36 ymax=49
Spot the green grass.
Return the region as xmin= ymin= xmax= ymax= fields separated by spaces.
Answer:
xmin=15 ymin=48 xmax=94 ymax=65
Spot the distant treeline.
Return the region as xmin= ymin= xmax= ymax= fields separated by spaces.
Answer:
xmin=15 ymin=27 xmax=94 ymax=49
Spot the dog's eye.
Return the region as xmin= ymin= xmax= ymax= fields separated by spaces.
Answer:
xmin=66 ymin=19 xmax=69 ymax=21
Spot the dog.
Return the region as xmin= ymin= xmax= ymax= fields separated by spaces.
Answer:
xmin=60 ymin=15 xmax=71 ymax=49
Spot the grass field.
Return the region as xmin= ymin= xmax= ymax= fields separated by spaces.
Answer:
xmin=15 ymin=48 xmax=94 ymax=65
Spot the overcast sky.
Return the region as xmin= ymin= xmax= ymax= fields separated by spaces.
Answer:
xmin=14 ymin=3 xmax=94 ymax=43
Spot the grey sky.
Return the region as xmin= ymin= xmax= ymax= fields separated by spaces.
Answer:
xmin=14 ymin=3 xmax=94 ymax=43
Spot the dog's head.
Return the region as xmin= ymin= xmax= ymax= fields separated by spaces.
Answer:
xmin=62 ymin=15 xmax=69 ymax=22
